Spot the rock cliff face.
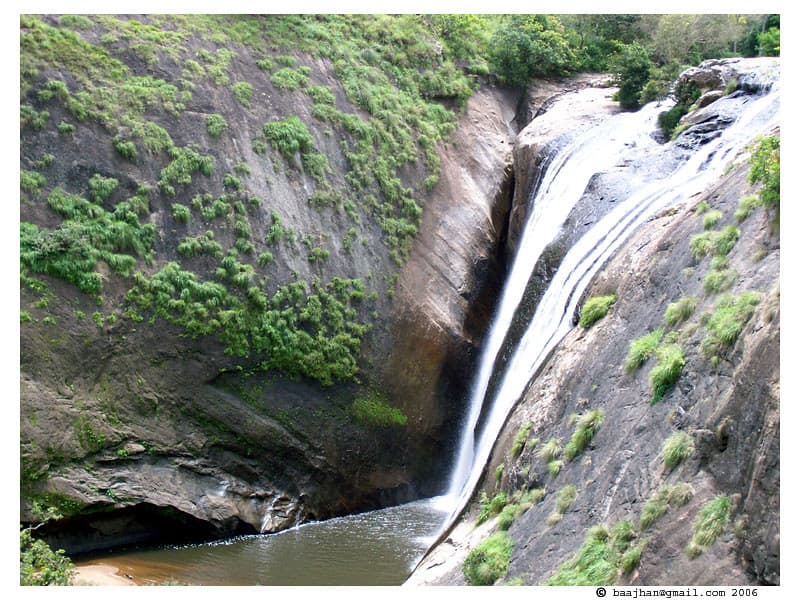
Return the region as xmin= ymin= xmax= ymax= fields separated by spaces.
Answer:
xmin=20 ymin=15 xmax=535 ymax=554
xmin=407 ymin=58 xmax=779 ymax=586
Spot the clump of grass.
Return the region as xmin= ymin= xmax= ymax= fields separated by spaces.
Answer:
xmin=262 ymin=116 xmax=314 ymax=158
xmin=640 ymin=483 xmax=694 ymax=530
xmin=579 ymin=294 xmax=616 ymax=328
xmin=664 ymin=296 xmax=697 ymax=328
xmin=555 ymin=485 xmax=577 ymax=514
xmin=703 ymin=269 xmax=738 ymax=295
xmin=462 ymin=532 xmax=513 ymax=586
xmin=702 ymin=210 xmax=723 ymax=230
xmin=21 ymin=170 xmax=47 ymax=195
xmin=538 ymin=438 xmax=562 ymax=463
xmin=546 ymin=529 xmax=617 ymax=586
xmin=609 ymin=520 xmax=634 ymax=554
xmin=625 ymin=328 xmax=663 ymax=371
xmin=620 ymin=545 xmax=643 ymax=573
xmin=661 ymin=431 xmax=694 ymax=471
xmin=649 ymin=343 xmax=685 ymax=404
xmin=497 ymin=503 xmax=517 ymax=531
xmin=734 ymin=194 xmax=760 ymax=223
xmin=171 ymin=203 xmax=191 ymax=223
xmin=113 ymin=136 xmax=138 ymax=160
xmin=494 ymin=464 xmax=504 ymax=484
xmin=271 ymin=66 xmax=311 ymax=91
xmin=511 ymin=422 xmax=534 ymax=458
xmin=701 ymin=291 xmax=762 ymax=358
xmin=206 ymin=113 xmax=228 ymax=138
xmin=88 ymin=173 xmax=118 ymax=202
xmin=689 ymin=226 xmax=740 ymax=260
xmin=687 ymin=496 xmax=730 ymax=558
xmin=547 ymin=459 xmax=564 ymax=477
xmin=564 ymin=409 xmax=604 ymax=461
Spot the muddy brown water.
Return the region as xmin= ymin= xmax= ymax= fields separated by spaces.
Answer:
xmin=75 ymin=496 xmax=450 ymax=586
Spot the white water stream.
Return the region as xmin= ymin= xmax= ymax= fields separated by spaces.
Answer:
xmin=439 ymin=81 xmax=780 ymax=529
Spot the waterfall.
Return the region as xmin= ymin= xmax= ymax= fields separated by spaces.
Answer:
xmin=440 ymin=80 xmax=780 ymax=527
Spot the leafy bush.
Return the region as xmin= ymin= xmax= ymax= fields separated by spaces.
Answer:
xmin=171 ymin=203 xmax=191 ymax=223
xmin=748 ymin=136 xmax=779 ymax=210
xmin=88 ymin=173 xmax=118 ymax=202
xmin=649 ymin=343 xmax=685 ymax=403
xmin=231 ymin=81 xmax=253 ymax=107
xmin=21 ymin=170 xmax=47 ymax=195
xmin=661 ymin=431 xmax=694 ymax=471
xmin=113 ymin=136 xmax=138 ymax=160
xmin=579 ymin=294 xmax=616 ymax=328
xmin=611 ymin=42 xmax=653 ymax=109
xmin=262 ymin=116 xmax=314 ymax=158
xmin=664 ymin=297 xmax=697 ymax=328
xmin=462 ymin=532 xmax=513 ymax=586
xmin=625 ymin=328 xmax=663 ymax=371
xmin=159 ymin=145 xmax=214 ymax=196
xmin=271 ymin=66 xmax=310 ymax=91
xmin=658 ymin=103 xmax=688 ymax=138
xmin=302 ymin=152 xmax=330 ymax=184
xmin=20 ymin=529 xmax=75 ymax=586
xmin=206 ymin=113 xmax=228 ymax=138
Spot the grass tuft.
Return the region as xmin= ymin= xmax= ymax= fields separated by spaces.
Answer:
xmin=649 ymin=343 xmax=685 ymax=404
xmin=687 ymin=496 xmax=730 ymax=557
xmin=462 ymin=532 xmax=513 ymax=586
xmin=660 ymin=431 xmax=694 ymax=471
xmin=625 ymin=328 xmax=663 ymax=371
xmin=579 ymin=294 xmax=616 ymax=329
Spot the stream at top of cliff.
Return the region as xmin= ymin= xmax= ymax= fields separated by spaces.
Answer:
xmin=75 ymin=496 xmax=449 ymax=585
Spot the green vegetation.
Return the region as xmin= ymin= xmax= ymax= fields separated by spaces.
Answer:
xmin=664 ymin=296 xmax=698 ymax=328
xmin=687 ymin=496 xmax=730 ymax=557
xmin=661 ymin=431 xmax=695 ymax=471
xmin=271 ymin=66 xmax=311 ymax=91
xmin=649 ymin=343 xmax=685 ymax=403
xmin=158 ymin=145 xmax=214 ymax=197
xmin=703 ymin=268 xmax=738 ymax=295
xmin=702 ymin=210 xmax=723 ymax=231
xmin=564 ymin=409 xmax=604 ymax=461
xmin=20 ymin=528 xmax=75 ymax=586
xmin=735 ymin=194 xmax=761 ymax=223
xmin=640 ymin=483 xmax=694 ymax=530
xmin=748 ymin=136 xmax=779 ymax=211
xmin=231 ymin=81 xmax=253 ymax=106
xmin=462 ymin=532 xmax=513 ymax=586
xmin=547 ymin=459 xmax=564 ymax=478
xmin=612 ymin=42 xmax=652 ymax=109
xmin=546 ymin=525 xmax=617 ymax=585
xmin=555 ymin=485 xmax=577 ymax=514
xmin=477 ymin=491 xmax=508 ymax=525
xmin=350 ymin=392 xmax=407 ymax=427
xmin=579 ymin=294 xmax=616 ymax=328
xmin=538 ymin=438 xmax=562 ymax=463
xmin=206 ymin=113 xmax=228 ymax=138
xmin=511 ymin=422 xmax=534 ymax=458
xmin=625 ymin=328 xmax=663 ymax=371
xmin=701 ymin=291 xmax=762 ymax=358
xmin=261 ymin=116 xmax=313 ymax=158
xmin=88 ymin=173 xmax=118 ymax=202
xmin=21 ymin=170 xmax=46 ymax=195
xmin=171 ymin=203 xmax=191 ymax=223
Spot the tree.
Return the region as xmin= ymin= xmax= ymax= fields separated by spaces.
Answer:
xmin=611 ymin=42 xmax=653 ymax=109
xmin=488 ymin=15 xmax=576 ymax=86
xmin=20 ymin=528 xmax=76 ymax=586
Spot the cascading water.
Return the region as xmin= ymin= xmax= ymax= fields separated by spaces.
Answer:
xmin=439 ymin=75 xmax=780 ymax=530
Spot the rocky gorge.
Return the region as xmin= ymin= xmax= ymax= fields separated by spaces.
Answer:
xmin=19 ymin=15 xmax=779 ymax=587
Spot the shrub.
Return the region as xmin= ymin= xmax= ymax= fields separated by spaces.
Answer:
xmin=664 ymin=297 xmax=697 ymax=328
xmin=231 ymin=81 xmax=253 ymax=107
xmin=263 ymin=116 xmax=314 ymax=158
xmin=497 ymin=503 xmax=517 ymax=531
xmin=20 ymin=528 xmax=76 ymax=586
xmin=271 ymin=67 xmax=310 ymax=91
xmin=307 ymin=84 xmax=336 ymax=105
xmin=21 ymin=170 xmax=46 ymax=195
xmin=477 ymin=491 xmax=508 ymax=525
xmin=171 ymin=204 xmax=191 ymax=223
xmin=620 ymin=545 xmax=643 ymax=573
xmin=658 ymin=103 xmax=688 ymax=138
xmin=546 ymin=532 xmax=616 ymax=586
xmin=649 ymin=344 xmax=685 ymax=403
xmin=688 ymin=496 xmax=730 ymax=557
xmin=748 ymin=136 xmax=779 ymax=210
xmin=611 ymin=42 xmax=653 ymax=109
xmin=113 ymin=137 xmax=138 ymax=160
xmin=206 ymin=113 xmax=228 ymax=138
xmin=57 ymin=121 xmax=76 ymax=135
xmin=88 ymin=174 xmax=118 ymax=202
xmin=625 ymin=328 xmax=663 ymax=371
xmin=511 ymin=423 xmax=533 ymax=458
xmin=661 ymin=431 xmax=694 ymax=471
xmin=257 ymin=251 xmax=274 ymax=267
xmin=256 ymin=57 xmax=275 ymax=71
xmin=462 ymin=532 xmax=513 ymax=586
xmin=302 ymin=152 xmax=330 ymax=183
xmin=579 ymin=294 xmax=616 ymax=328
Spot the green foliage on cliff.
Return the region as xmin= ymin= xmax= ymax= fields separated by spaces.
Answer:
xmin=564 ymin=409 xmax=604 ymax=461
xmin=20 ymin=529 xmax=75 ymax=586
xmin=649 ymin=343 xmax=685 ymax=403
xmin=700 ymin=291 xmax=762 ymax=358
xmin=687 ymin=495 xmax=730 ymax=557
xmin=463 ymin=532 xmax=513 ymax=585
xmin=661 ymin=431 xmax=695 ymax=471
xmin=351 ymin=393 xmax=407 ymax=428
xmin=579 ymin=294 xmax=617 ymax=328
xmin=625 ymin=328 xmax=664 ymax=371
xmin=749 ymin=136 xmax=780 ymax=211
